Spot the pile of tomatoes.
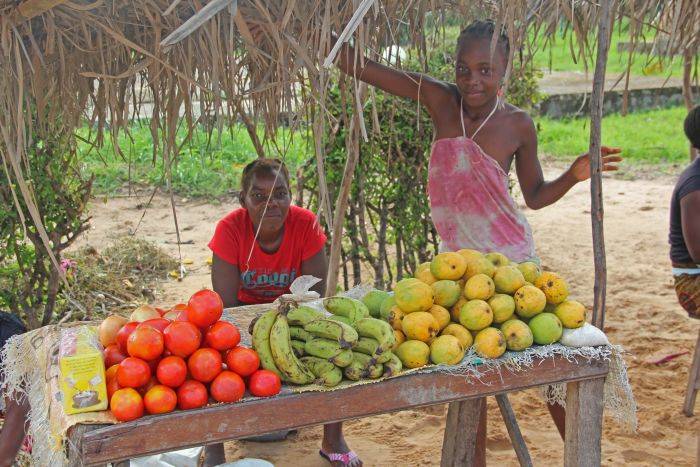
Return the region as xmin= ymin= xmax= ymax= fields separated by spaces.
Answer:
xmin=100 ymin=289 xmax=281 ymax=422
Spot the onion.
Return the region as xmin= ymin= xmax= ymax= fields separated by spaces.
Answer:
xmin=130 ymin=305 xmax=161 ymax=322
xmin=98 ymin=315 xmax=128 ymax=347
xmin=163 ymin=309 xmax=180 ymax=320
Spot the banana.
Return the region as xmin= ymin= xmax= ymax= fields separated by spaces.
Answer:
xmin=353 ymin=352 xmax=383 ymax=379
xmin=269 ymin=313 xmax=316 ymax=384
xmin=304 ymin=319 xmax=358 ymax=348
xmin=315 ymin=366 xmax=343 ymax=387
xmin=382 ymin=352 xmax=402 ymax=377
xmin=353 ymin=337 xmax=392 ymax=364
xmin=289 ymin=326 xmax=312 ymax=342
xmin=300 ymin=356 xmax=337 ymax=376
xmin=304 ymin=337 xmax=345 ymax=359
xmin=323 ymin=297 xmax=370 ymax=323
xmin=343 ymin=359 xmax=364 ymax=381
xmin=251 ymin=310 xmax=283 ymax=379
xmin=291 ymin=339 xmax=306 ymax=358
xmin=287 ymin=306 xmax=325 ymax=326
xmin=300 ymin=356 xmax=344 ymax=387
xmin=354 ymin=317 xmax=396 ymax=357
xmin=329 ymin=348 xmax=353 ymax=368
xmin=329 ymin=315 xmax=353 ymax=326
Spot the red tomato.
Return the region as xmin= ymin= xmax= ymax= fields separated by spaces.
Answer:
xmin=138 ymin=318 xmax=171 ymax=333
xmin=155 ymin=307 xmax=168 ymax=316
xmin=248 ymin=370 xmax=281 ymax=397
xmin=156 ymin=356 xmax=188 ymax=388
xmin=110 ymin=388 xmax=144 ymax=422
xmin=204 ymin=321 xmax=241 ymax=351
xmin=138 ymin=376 xmax=159 ymax=396
xmin=144 ymin=385 xmax=177 ymax=414
xmin=105 ymin=364 xmax=120 ymax=382
xmin=163 ymin=321 xmax=202 ymax=358
xmin=175 ymin=308 xmax=190 ymax=321
xmin=106 ymin=376 xmax=122 ymax=401
xmin=187 ymin=289 xmax=223 ymax=328
xmin=225 ymin=347 xmax=260 ymax=377
xmin=117 ymin=357 xmax=151 ymax=388
xmin=187 ymin=348 xmax=222 ymax=383
xmin=176 ymin=380 xmax=208 ymax=410
xmin=104 ymin=344 xmax=128 ymax=368
xmin=116 ymin=322 xmax=140 ymax=354
xmin=171 ymin=303 xmax=188 ymax=313
xmin=127 ymin=326 xmax=164 ymax=361
xmin=210 ymin=371 xmax=245 ymax=403
xmin=147 ymin=356 xmax=161 ymax=374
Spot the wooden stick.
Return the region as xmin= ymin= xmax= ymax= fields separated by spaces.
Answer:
xmin=440 ymin=399 xmax=482 ymax=467
xmin=160 ymin=0 xmax=237 ymax=50
xmin=564 ymin=378 xmax=605 ymax=467
xmin=325 ymin=83 xmax=368 ymax=295
xmin=589 ymin=0 xmax=613 ymax=330
xmin=496 ymin=394 xmax=533 ymax=467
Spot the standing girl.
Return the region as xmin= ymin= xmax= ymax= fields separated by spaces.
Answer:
xmin=333 ymin=20 xmax=622 ymax=262
xmin=330 ymin=19 xmax=622 ymax=464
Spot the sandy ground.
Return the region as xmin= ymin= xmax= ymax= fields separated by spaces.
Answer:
xmin=71 ymin=164 xmax=700 ymax=466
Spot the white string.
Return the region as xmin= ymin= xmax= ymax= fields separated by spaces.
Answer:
xmin=460 ymin=96 xmax=500 ymax=140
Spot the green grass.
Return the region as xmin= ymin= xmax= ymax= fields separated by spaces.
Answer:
xmin=528 ymin=23 xmax=691 ymax=78
xmin=77 ymin=122 xmax=311 ymax=198
xmin=536 ymin=106 xmax=690 ymax=163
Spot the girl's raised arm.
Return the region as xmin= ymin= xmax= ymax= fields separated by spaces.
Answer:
xmin=332 ymin=40 xmax=453 ymax=114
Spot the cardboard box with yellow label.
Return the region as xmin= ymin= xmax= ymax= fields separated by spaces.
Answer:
xmin=59 ymin=326 xmax=108 ymax=415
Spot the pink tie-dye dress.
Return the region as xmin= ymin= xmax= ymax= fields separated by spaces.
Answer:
xmin=428 ymin=102 xmax=537 ymax=262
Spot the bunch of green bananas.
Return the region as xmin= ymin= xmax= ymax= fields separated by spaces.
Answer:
xmin=251 ymin=304 xmax=401 ymax=388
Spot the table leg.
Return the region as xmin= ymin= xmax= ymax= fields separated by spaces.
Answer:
xmin=441 ymin=398 xmax=483 ymax=467
xmin=564 ymin=378 xmax=605 ymax=467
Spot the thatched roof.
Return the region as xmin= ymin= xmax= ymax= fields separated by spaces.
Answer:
xmin=1 ymin=0 xmax=699 ymax=288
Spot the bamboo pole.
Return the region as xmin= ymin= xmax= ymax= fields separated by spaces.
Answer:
xmin=590 ymin=0 xmax=613 ymax=330
xmin=325 ymin=82 xmax=368 ymax=296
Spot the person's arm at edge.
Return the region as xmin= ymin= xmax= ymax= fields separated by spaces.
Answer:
xmin=515 ymin=113 xmax=622 ymax=209
xmin=681 ymin=190 xmax=700 ymax=264
xmin=301 ymin=248 xmax=328 ymax=298
xmin=0 ymin=392 xmax=28 ymax=466
xmin=211 ymin=254 xmax=240 ymax=308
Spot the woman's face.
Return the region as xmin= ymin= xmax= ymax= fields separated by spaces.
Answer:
xmin=454 ymin=37 xmax=506 ymax=108
xmin=240 ymin=171 xmax=291 ymax=233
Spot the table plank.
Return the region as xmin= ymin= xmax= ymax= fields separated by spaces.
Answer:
xmin=81 ymin=356 xmax=608 ymax=465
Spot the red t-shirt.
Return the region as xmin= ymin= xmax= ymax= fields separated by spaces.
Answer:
xmin=208 ymin=205 xmax=327 ymax=304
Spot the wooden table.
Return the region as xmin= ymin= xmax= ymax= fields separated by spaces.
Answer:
xmin=68 ymin=355 xmax=609 ymax=467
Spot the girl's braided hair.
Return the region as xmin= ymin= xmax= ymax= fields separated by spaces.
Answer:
xmin=684 ymin=106 xmax=700 ymax=150
xmin=457 ymin=20 xmax=510 ymax=58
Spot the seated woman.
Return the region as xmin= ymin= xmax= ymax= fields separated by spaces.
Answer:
xmin=670 ymin=106 xmax=700 ymax=316
xmin=0 ymin=311 xmax=29 ymax=467
xmin=205 ymin=159 xmax=361 ymax=467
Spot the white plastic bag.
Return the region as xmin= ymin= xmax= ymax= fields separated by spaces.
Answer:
xmin=129 ymin=447 xmax=203 ymax=467
xmin=560 ymin=323 xmax=610 ymax=347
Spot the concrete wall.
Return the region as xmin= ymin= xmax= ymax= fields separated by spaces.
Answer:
xmin=537 ymin=85 xmax=699 ymax=119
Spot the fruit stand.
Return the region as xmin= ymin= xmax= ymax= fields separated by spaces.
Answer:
xmin=67 ymin=353 xmax=608 ymax=466
xmin=0 ymin=252 xmax=638 ymax=467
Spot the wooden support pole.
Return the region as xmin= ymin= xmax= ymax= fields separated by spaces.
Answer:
xmin=325 ymin=83 xmax=368 ymax=295
xmin=496 ymin=394 xmax=533 ymax=467
xmin=684 ymin=328 xmax=700 ymax=416
xmin=564 ymin=378 xmax=605 ymax=467
xmin=589 ymin=0 xmax=614 ymax=330
xmin=441 ymin=398 xmax=483 ymax=467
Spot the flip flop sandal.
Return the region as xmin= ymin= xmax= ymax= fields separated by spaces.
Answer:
xmin=319 ymin=449 xmax=358 ymax=466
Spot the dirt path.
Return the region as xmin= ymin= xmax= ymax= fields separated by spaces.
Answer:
xmin=72 ymin=169 xmax=699 ymax=466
